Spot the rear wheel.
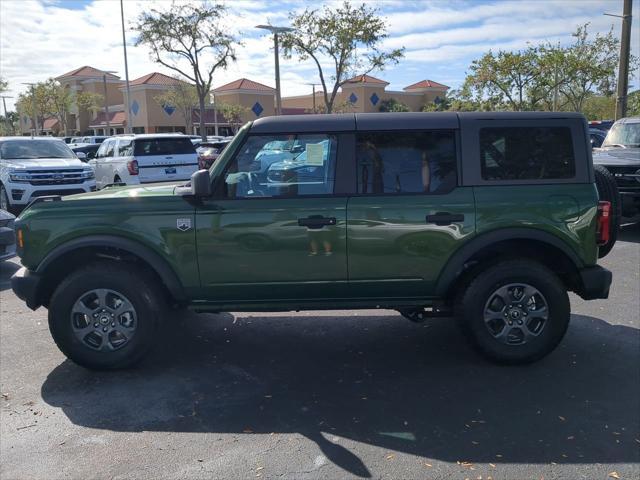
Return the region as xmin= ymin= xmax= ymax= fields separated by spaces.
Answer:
xmin=455 ymin=259 xmax=570 ymax=364
xmin=594 ymin=164 xmax=620 ymax=258
xmin=48 ymin=261 xmax=165 ymax=370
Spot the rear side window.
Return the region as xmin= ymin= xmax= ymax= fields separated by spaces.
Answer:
xmin=480 ymin=127 xmax=575 ymax=181
xmin=118 ymin=139 xmax=133 ymax=157
xmin=356 ymin=131 xmax=457 ymax=194
xmin=133 ymin=138 xmax=195 ymax=156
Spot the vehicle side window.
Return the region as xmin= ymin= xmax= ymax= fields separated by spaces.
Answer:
xmin=355 ymin=131 xmax=457 ymax=195
xmin=118 ymin=139 xmax=133 ymax=157
xmin=104 ymin=140 xmax=115 ymax=158
xmin=480 ymin=127 xmax=575 ymax=180
xmin=95 ymin=141 xmax=109 ymax=159
xmin=221 ymin=134 xmax=338 ymax=198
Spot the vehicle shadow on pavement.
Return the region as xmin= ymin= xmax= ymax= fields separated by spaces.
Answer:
xmin=619 ymin=219 xmax=640 ymax=243
xmin=0 ymin=260 xmax=20 ymax=292
xmin=40 ymin=312 xmax=639 ymax=478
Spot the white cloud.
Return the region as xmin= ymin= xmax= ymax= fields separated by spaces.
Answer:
xmin=1 ymin=0 xmax=638 ymax=110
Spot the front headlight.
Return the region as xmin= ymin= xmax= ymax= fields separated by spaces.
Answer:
xmin=82 ymin=168 xmax=95 ymax=180
xmin=9 ymin=170 xmax=31 ymax=183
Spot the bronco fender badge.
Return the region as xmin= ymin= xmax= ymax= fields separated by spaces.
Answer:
xmin=177 ymin=218 xmax=192 ymax=231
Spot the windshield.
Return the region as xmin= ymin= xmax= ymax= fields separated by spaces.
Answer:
xmin=602 ymin=121 xmax=640 ymax=147
xmin=0 ymin=140 xmax=76 ymax=159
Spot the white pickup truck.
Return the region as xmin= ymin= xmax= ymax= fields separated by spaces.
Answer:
xmin=0 ymin=137 xmax=96 ymax=213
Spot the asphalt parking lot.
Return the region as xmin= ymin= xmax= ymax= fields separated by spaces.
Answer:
xmin=1 ymin=222 xmax=638 ymax=480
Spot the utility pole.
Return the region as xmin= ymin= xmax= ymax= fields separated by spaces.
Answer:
xmin=256 ymin=25 xmax=295 ymax=116
xmin=120 ymin=0 xmax=133 ymax=133
xmin=606 ymin=0 xmax=633 ymax=120
xmin=1 ymin=95 xmax=12 ymax=135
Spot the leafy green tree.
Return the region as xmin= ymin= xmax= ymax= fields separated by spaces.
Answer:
xmin=134 ymin=2 xmax=238 ymax=140
xmin=217 ymin=103 xmax=248 ymax=133
xmin=154 ymin=79 xmax=199 ymax=133
xmin=281 ymin=1 xmax=404 ymax=113
xmin=0 ymin=112 xmax=18 ymax=136
xmin=39 ymin=78 xmax=74 ymax=135
xmin=16 ymin=83 xmax=49 ymax=132
xmin=421 ymin=95 xmax=451 ymax=112
xmin=76 ymin=91 xmax=104 ymax=117
xmin=0 ymin=77 xmax=8 ymax=94
xmin=581 ymin=95 xmax=616 ymax=120
xmin=626 ymin=90 xmax=640 ymax=117
xmin=379 ymin=98 xmax=410 ymax=112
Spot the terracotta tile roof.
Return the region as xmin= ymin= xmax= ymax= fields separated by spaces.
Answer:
xmin=56 ymin=66 xmax=120 ymax=80
xmin=89 ymin=111 xmax=127 ymax=126
xmin=42 ymin=118 xmax=59 ymax=129
xmin=129 ymin=72 xmax=188 ymax=86
xmin=403 ymin=80 xmax=449 ymax=91
xmin=213 ymin=78 xmax=275 ymax=92
xmin=344 ymin=74 xmax=389 ymax=85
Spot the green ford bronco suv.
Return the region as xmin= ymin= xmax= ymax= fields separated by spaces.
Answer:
xmin=12 ymin=112 xmax=613 ymax=370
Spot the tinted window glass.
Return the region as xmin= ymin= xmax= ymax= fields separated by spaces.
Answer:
xmin=104 ymin=140 xmax=115 ymax=157
xmin=356 ymin=131 xmax=457 ymax=194
xmin=0 ymin=140 xmax=75 ymax=159
xmin=222 ymin=134 xmax=338 ymax=198
xmin=480 ymin=127 xmax=575 ymax=181
xmin=133 ymin=137 xmax=195 ymax=156
xmin=118 ymin=139 xmax=133 ymax=157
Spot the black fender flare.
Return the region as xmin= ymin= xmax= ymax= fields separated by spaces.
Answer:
xmin=37 ymin=235 xmax=187 ymax=302
xmin=435 ymin=228 xmax=584 ymax=297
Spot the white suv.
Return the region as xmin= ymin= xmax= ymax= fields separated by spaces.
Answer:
xmin=91 ymin=134 xmax=199 ymax=189
xmin=0 ymin=137 xmax=96 ymax=213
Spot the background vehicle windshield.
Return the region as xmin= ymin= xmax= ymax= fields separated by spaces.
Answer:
xmin=0 ymin=140 xmax=76 ymax=159
xmin=602 ymin=121 xmax=640 ymax=147
xmin=133 ymin=137 xmax=195 ymax=156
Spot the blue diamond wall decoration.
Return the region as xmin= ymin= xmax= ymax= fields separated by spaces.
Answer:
xmin=131 ymin=100 xmax=140 ymax=116
xmin=349 ymin=92 xmax=358 ymax=104
xmin=252 ymin=102 xmax=264 ymax=116
xmin=370 ymin=93 xmax=379 ymax=106
xmin=163 ymin=104 xmax=176 ymax=116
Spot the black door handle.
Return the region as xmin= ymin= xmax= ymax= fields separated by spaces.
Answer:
xmin=426 ymin=212 xmax=465 ymax=226
xmin=298 ymin=216 xmax=337 ymax=229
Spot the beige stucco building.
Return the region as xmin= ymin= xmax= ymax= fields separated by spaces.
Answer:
xmin=18 ymin=67 xmax=449 ymax=137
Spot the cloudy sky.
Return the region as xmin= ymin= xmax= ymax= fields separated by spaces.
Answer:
xmin=1 ymin=0 xmax=639 ymax=111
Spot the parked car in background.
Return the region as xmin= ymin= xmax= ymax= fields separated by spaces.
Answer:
xmin=70 ymin=135 xmax=109 ymax=146
xmin=0 ymin=209 xmax=16 ymax=261
xmin=91 ymin=134 xmax=199 ymax=189
xmin=197 ymin=139 xmax=231 ymax=169
xmin=593 ymin=116 xmax=640 ymax=218
xmin=589 ymin=120 xmax=614 ymax=132
xmin=0 ymin=137 xmax=96 ymax=214
xmin=61 ymin=137 xmax=74 ymax=144
xmin=70 ymin=144 xmax=100 ymax=161
xmin=589 ymin=128 xmax=607 ymax=148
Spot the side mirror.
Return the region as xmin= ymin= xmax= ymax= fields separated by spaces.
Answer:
xmin=76 ymin=151 xmax=87 ymax=161
xmin=191 ymin=169 xmax=211 ymax=197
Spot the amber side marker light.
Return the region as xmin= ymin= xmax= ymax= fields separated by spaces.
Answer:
xmin=17 ymin=229 xmax=24 ymax=248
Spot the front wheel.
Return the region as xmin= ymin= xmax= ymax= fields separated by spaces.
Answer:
xmin=455 ymin=259 xmax=570 ymax=364
xmin=48 ymin=262 xmax=165 ymax=370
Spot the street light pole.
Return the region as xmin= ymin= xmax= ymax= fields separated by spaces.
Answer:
xmin=305 ymin=83 xmax=319 ymax=112
xmin=605 ymin=0 xmax=633 ymax=120
xmin=121 ymin=0 xmax=133 ymax=133
xmin=256 ymin=25 xmax=294 ymax=116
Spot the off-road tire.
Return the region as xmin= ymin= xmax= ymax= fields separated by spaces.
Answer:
xmin=594 ymin=164 xmax=620 ymax=258
xmin=455 ymin=259 xmax=570 ymax=364
xmin=48 ymin=261 xmax=165 ymax=370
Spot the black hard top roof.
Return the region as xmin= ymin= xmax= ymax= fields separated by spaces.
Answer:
xmin=250 ymin=111 xmax=586 ymax=134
